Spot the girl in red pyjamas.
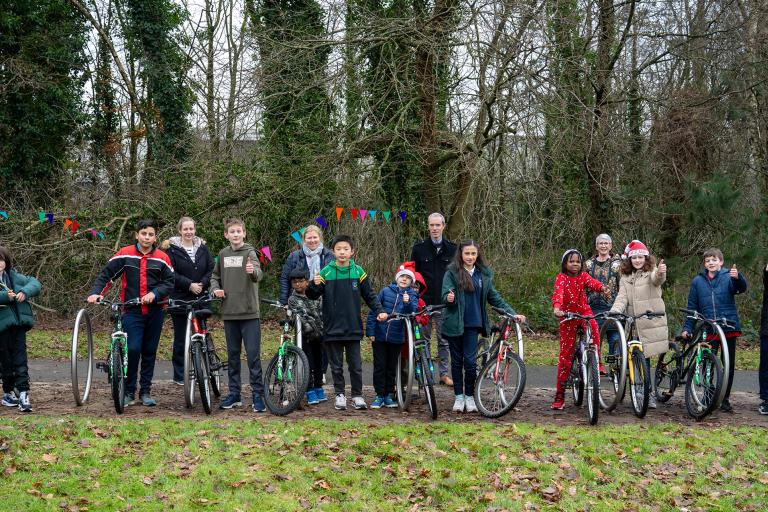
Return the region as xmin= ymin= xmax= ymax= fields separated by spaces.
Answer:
xmin=551 ymin=249 xmax=604 ymax=410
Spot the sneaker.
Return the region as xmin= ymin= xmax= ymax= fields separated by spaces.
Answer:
xmin=648 ymin=394 xmax=657 ymax=409
xmin=551 ymin=394 xmax=565 ymax=410
xmin=140 ymin=394 xmax=157 ymax=407
xmin=452 ymin=394 xmax=465 ymax=412
xmin=173 ymin=379 xmax=184 ymax=386
xmin=314 ymin=387 xmax=327 ymax=402
xmin=252 ymin=395 xmax=266 ymax=412
xmin=334 ymin=393 xmax=347 ymax=410
xmin=123 ymin=393 xmax=135 ymax=408
xmin=219 ymin=394 xmax=242 ymax=409
xmin=465 ymin=396 xmax=478 ymax=413
xmin=371 ymin=396 xmax=385 ymax=409
xmin=383 ymin=395 xmax=398 ymax=408
xmin=1 ymin=391 xmax=19 ymax=407
xmin=720 ymin=398 xmax=733 ymax=413
xmin=352 ymin=396 xmax=367 ymax=410
xmin=306 ymin=388 xmax=319 ymax=405
xmin=759 ymin=401 xmax=768 ymax=415
xmin=17 ymin=391 xmax=32 ymax=413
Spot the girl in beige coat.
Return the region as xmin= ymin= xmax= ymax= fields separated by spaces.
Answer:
xmin=609 ymin=240 xmax=669 ymax=408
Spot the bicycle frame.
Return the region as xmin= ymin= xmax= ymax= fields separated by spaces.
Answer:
xmin=682 ymin=309 xmax=731 ymax=408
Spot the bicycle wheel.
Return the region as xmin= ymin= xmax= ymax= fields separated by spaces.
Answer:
xmin=194 ymin=346 xmax=212 ymax=415
xmin=685 ymin=349 xmax=723 ymax=420
xmin=183 ymin=317 xmax=195 ymax=408
xmin=598 ymin=319 xmax=626 ymax=412
xmin=396 ymin=335 xmax=415 ymax=409
xmin=570 ymin=351 xmax=584 ymax=406
xmin=708 ymin=324 xmax=729 ymax=408
xmin=474 ymin=349 xmax=526 ymax=419
xmin=263 ymin=345 xmax=310 ymax=416
xmin=71 ymin=309 xmax=95 ymax=406
xmin=206 ymin=334 xmax=222 ymax=398
xmin=585 ymin=350 xmax=599 ymax=425
xmin=420 ymin=350 xmax=438 ymax=420
xmin=476 ymin=337 xmax=490 ymax=369
xmin=628 ymin=346 xmax=649 ymax=418
xmin=655 ymin=342 xmax=680 ymax=403
xmin=111 ymin=342 xmax=125 ymax=414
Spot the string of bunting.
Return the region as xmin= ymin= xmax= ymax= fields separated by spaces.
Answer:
xmin=289 ymin=208 xmax=407 ymax=245
xmin=0 ymin=210 xmax=106 ymax=239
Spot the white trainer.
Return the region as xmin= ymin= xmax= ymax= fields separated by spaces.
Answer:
xmin=452 ymin=394 xmax=465 ymax=412
xmin=334 ymin=393 xmax=347 ymax=410
xmin=464 ymin=396 xmax=478 ymax=413
xmin=352 ymin=396 xmax=367 ymax=410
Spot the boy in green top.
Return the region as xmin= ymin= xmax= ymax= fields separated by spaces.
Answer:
xmin=210 ymin=218 xmax=265 ymax=412
xmin=307 ymin=234 xmax=387 ymax=410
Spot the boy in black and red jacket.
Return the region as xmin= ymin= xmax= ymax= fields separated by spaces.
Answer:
xmin=87 ymin=219 xmax=174 ymax=407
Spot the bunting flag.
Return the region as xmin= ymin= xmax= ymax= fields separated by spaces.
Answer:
xmin=335 ymin=207 xmax=343 ymax=220
xmin=369 ymin=210 xmax=377 ymax=220
xmin=298 ymin=227 xmax=306 ymax=236
xmin=399 ymin=210 xmax=407 ymax=223
xmin=71 ymin=221 xmax=79 ymax=234
xmin=290 ymin=231 xmax=302 ymax=244
xmin=315 ymin=216 xmax=328 ymax=229
xmin=260 ymin=246 xmax=272 ymax=262
xmin=38 ymin=211 xmax=46 ymax=223
xmin=90 ymin=228 xmax=98 ymax=237
xmin=350 ymin=208 xmax=359 ymax=220
xmin=64 ymin=218 xmax=73 ymax=230
xmin=359 ymin=209 xmax=368 ymax=220
xmin=47 ymin=212 xmax=54 ymax=224
xmin=98 ymin=232 xmax=105 ymax=239
xmin=0 ymin=211 xmax=8 ymax=220
xmin=382 ymin=210 xmax=391 ymax=222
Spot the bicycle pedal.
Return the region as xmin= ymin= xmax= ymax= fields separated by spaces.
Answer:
xmin=605 ymin=355 xmax=617 ymax=364
xmin=96 ymin=362 xmax=109 ymax=372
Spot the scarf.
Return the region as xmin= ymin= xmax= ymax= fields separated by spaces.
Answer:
xmin=302 ymin=244 xmax=324 ymax=279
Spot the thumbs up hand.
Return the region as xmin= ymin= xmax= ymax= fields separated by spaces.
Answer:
xmin=730 ymin=263 xmax=738 ymax=279
xmin=658 ymin=259 xmax=667 ymax=275
xmin=245 ymin=256 xmax=255 ymax=275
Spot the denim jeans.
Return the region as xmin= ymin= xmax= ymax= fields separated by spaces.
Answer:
xmin=446 ymin=328 xmax=480 ymax=396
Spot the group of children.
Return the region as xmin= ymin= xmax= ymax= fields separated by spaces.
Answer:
xmin=1 ymin=218 xmax=765 ymax=417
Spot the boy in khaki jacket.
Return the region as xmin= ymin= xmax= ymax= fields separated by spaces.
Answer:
xmin=211 ymin=218 xmax=265 ymax=412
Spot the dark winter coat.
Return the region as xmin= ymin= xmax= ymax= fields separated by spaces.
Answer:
xmin=760 ymin=265 xmax=768 ymax=337
xmin=162 ymin=237 xmax=214 ymax=303
xmin=279 ymin=247 xmax=335 ymax=304
xmin=366 ymin=283 xmax=417 ymax=343
xmin=683 ymin=268 xmax=747 ymax=334
xmin=410 ymin=238 xmax=456 ymax=306
xmin=440 ymin=265 xmax=515 ymax=338
xmin=0 ymin=270 xmax=42 ymax=332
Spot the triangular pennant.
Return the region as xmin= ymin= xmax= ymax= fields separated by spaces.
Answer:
xmin=369 ymin=210 xmax=377 ymax=220
xmin=383 ymin=211 xmax=391 ymax=222
xmin=0 ymin=211 xmax=8 ymax=220
xmin=399 ymin=210 xmax=407 ymax=223
xmin=47 ymin=212 xmax=54 ymax=224
xmin=359 ymin=209 xmax=368 ymax=220
xmin=335 ymin=207 xmax=343 ymax=220
xmin=260 ymin=246 xmax=272 ymax=262
xmin=350 ymin=208 xmax=359 ymax=220
xmin=90 ymin=228 xmax=98 ymax=237
xmin=258 ymin=252 xmax=266 ymax=265
xmin=315 ymin=216 xmax=328 ymax=229
xmin=64 ymin=218 xmax=73 ymax=230
xmin=38 ymin=211 xmax=46 ymax=223
xmin=291 ymin=231 xmax=302 ymax=244
xmin=98 ymin=232 xmax=105 ymax=239
xmin=71 ymin=221 xmax=79 ymax=234
xmin=298 ymin=227 xmax=306 ymax=236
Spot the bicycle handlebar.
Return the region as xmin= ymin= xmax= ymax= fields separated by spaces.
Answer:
xmin=678 ymin=308 xmax=734 ymax=329
xmin=93 ymin=298 xmax=142 ymax=307
xmin=607 ymin=310 xmax=665 ymax=321
xmin=559 ymin=311 xmax=608 ymax=323
xmin=386 ymin=304 xmax=446 ymax=322
xmin=163 ymin=294 xmax=219 ymax=309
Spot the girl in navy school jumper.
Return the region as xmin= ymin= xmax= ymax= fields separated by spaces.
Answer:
xmin=367 ymin=265 xmax=418 ymax=408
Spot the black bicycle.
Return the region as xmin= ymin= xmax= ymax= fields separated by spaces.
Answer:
xmin=561 ymin=312 xmax=604 ymax=425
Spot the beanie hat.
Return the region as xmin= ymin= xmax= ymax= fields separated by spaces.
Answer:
xmin=623 ymin=240 xmax=649 ymax=259
xmin=395 ymin=264 xmax=415 ymax=283
xmin=561 ymin=248 xmax=583 ymax=265
xmin=595 ymin=233 xmax=612 ymax=244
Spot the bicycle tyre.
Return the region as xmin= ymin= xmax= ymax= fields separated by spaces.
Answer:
xmin=71 ymin=309 xmax=94 ymax=406
xmin=570 ymin=351 xmax=584 ymax=406
xmin=585 ymin=350 xmax=600 ymax=425
xmin=194 ymin=346 xmax=212 ymax=415
xmin=206 ymin=334 xmax=222 ymax=398
xmin=598 ymin=318 xmax=627 ymax=412
xmin=111 ymin=342 xmax=125 ymax=414
xmin=708 ymin=324 xmax=729 ymax=409
xmin=474 ymin=350 xmax=526 ymax=419
xmin=420 ymin=349 xmax=438 ymax=420
xmin=263 ymin=345 xmax=310 ymax=416
xmin=655 ymin=342 xmax=680 ymax=403
xmin=183 ymin=317 xmax=195 ymax=408
xmin=476 ymin=337 xmax=490 ymax=369
xmin=685 ymin=349 xmax=723 ymax=421
xmin=629 ymin=346 xmax=649 ymax=418
xmin=396 ymin=335 xmax=415 ymax=410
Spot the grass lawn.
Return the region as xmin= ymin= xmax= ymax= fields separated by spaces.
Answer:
xmin=0 ymin=417 xmax=765 ymax=511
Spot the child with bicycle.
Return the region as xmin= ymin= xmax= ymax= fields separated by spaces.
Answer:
xmin=287 ymin=267 xmax=326 ymax=405
xmin=366 ymin=265 xmax=418 ymax=409
xmin=441 ymin=240 xmax=524 ymax=414
xmin=551 ymin=249 xmax=604 ymax=410
xmin=307 ymin=234 xmax=387 ymax=411
xmin=87 ymin=219 xmax=174 ymax=408
xmin=210 ymin=218 xmax=266 ymax=412
xmin=609 ymin=240 xmax=669 ymax=409
xmin=0 ymin=246 xmax=42 ymax=412
xmin=681 ymin=247 xmax=746 ymax=413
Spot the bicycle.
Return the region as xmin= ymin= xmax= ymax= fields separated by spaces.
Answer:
xmin=166 ymin=294 xmax=225 ymax=415
xmin=560 ymin=312 xmax=603 ymax=425
xmin=601 ymin=311 xmax=665 ymax=418
xmin=393 ymin=304 xmax=445 ymax=419
xmin=654 ymin=308 xmax=727 ymax=420
xmin=71 ymin=298 xmax=141 ymax=414
xmin=474 ymin=306 xmax=527 ymax=418
xmin=261 ymin=299 xmax=311 ymax=416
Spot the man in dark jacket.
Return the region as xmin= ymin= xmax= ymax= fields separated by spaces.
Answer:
xmin=410 ymin=213 xmax=456 ymax=386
